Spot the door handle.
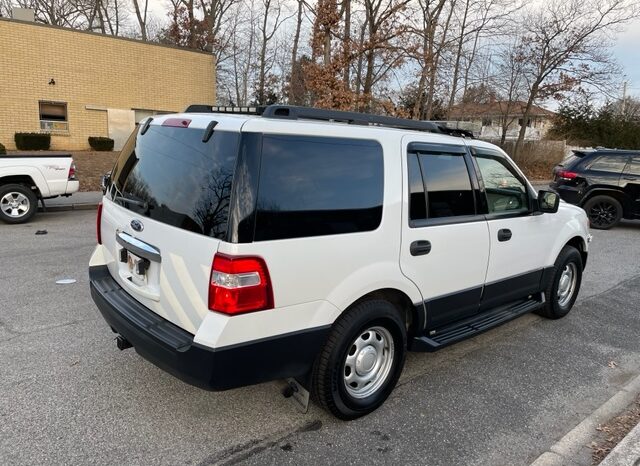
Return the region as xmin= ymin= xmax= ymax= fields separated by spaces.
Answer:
xmin=410 ymin=240 xmax=432 ymax=256
xmin=498 ymin=229 xmax=512 ymax=242
xmin=622 ymin=176 xmax=637 ymax=181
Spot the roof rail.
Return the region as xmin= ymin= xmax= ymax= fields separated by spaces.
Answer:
xmin=184 ymin=104 xmax=473 ymax=138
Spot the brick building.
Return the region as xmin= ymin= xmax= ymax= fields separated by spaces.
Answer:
xmin=0 ymin=17 xmax=215 ymax=150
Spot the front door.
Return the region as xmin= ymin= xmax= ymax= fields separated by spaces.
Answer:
xmin=621 ymin=155 xmax=640 ymax=218
xmin=400 ymin=138 xmax=490 ymax=330
xmin=470 ymin=147 xmax=552 ymax=311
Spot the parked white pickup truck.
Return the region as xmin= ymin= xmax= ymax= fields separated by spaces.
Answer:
xmin=0 ymin=153 xmax=79 ymax=224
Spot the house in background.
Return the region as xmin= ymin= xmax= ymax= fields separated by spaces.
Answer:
xmin=447 ymin=100 xmax=556 ymax=141
xmin=0 ymin=13 xmax=215 ymax=151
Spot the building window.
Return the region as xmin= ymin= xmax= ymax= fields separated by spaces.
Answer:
xmin=518 ymin=117 xmax=532 ymax=128
xmin=39 ymin=101 xmax=68 ymax=131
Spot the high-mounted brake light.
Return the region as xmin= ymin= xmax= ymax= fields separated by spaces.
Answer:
xmin=557 ymin=170 xmax=578 ymax=180
xmin=162 ymin=118 xmax=191 ymax=128
xmin=68 ymin=160 xmax=77 ymax=180
xmin=208 ymin=253 xmax=274 ymax=315
xmin=96 ymin=202 xmax=103 ymax=244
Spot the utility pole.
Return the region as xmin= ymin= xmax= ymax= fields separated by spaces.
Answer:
xmin=622 ymin=81 xmax=628 ymax=116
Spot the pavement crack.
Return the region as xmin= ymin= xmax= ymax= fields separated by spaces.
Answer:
xmin=0 ymin=317 xmax=98 ymax=345
xmin=197 ymin=419 xmax=323 ymax=466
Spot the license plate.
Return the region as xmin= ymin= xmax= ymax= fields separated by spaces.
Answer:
xmin=126 ymin=251 xmax=148 ymax=281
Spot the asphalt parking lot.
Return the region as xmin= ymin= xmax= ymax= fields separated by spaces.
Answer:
xmin=1 ymin=211 xmax=639 ymax=465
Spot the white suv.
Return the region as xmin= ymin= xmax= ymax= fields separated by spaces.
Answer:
xmin=89 ymin=105 xmax=590 ymax=419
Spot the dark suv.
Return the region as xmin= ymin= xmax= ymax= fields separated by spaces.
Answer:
xmin=550 ymin=149 xmax=640 ymax=229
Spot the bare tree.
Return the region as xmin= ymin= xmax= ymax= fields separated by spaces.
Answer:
xmin=287 ymin=0 xmax=304 ymax=101
xmin=131 ymin=0 xmax=148 ymax=40
xmin=256 ymin=0 xmax=292 ymax=104
xmin=513 ymin=0 xmax=640 ymax=157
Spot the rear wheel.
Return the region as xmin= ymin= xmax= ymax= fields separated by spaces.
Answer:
xmin=0 ymin=184 xmax=38 ymax=224
xmin=536 ymin=245 xmax=583 ymax=319
xmin=583 ymin=195 xmax=622 ymax=230
xmin=311 ymin=299 xmax=406 ymax=420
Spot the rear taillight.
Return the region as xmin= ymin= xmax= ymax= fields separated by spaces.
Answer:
xmin=68 ymin=161 xmax=77 ymax=180
xmin=557 ymin=170 xmax=578 ymax=180
xmin=96 ymin=202 xmax=103 ymax=244
xmin=208 ymin=253 xmax=274 ymax=315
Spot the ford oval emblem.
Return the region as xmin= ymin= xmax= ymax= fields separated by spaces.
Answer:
xmin=130 ymin=219 xmax=144 ymax=232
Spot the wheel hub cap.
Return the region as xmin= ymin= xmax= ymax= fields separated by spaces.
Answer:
xmin=1 ymin=192 xmax=30 ymax=218
xmin=343 ymin=326 xmax=395 ymax=399
xmin=355 ymin=346 xmax=378 ymax=374
xmin=557 ymin=263 xmax=577 ymax=307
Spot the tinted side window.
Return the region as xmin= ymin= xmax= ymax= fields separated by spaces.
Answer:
xmin=624 ymin=156 xmax=640 ymax=176
xmin=418 ymin=153 xmax=475 ymax=218
xmin=408 ymin=154 xmax=427 ymax=221
xmin=254 ymin=135 xmax=383 ymax=241
xmin=588 ymin=155 xmax=628 ymax=173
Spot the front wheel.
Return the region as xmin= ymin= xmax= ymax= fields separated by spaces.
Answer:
xmin=536 ymin=245 xmax=583 ymax=319
xmin=311 ymin=299 xmax=407 ymax=420
xmin=0 ymin=184 xmax=38 ymax=224
xmin=583 ymin=195 xmax=622 ymax=230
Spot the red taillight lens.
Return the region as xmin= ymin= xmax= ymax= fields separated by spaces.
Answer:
xmin=162 ymin=118 xmax=191 ymax=128
xmin=68 ymin=161 xmax=76 ymax=180
xmin=96 ymin=202 xmax=103 ymax=244
xmin=208 ymin=253 xmax=274 ymax=315
xmin=557 ymin=170 xmax=578 ymax=180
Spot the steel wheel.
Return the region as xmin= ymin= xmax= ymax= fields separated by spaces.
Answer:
xmin=1 ymin=192 xmax=30 ymax=219
xmin=343 ymin=326 xmax=395 ymax=399
xmin=557 ymin=262 xmax=578 ymax=308
xmin=588 ymin=200 xmax=618 ymax=228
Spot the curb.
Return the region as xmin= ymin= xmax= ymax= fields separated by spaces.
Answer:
xmin=531 ymin=374 xmax=640 ymax=466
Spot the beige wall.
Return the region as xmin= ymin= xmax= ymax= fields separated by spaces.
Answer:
xmin=0 ymin=19 xmax=215 ymax=150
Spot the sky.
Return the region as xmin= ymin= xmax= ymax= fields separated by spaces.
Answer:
xmin=611 ymin=23 xmax=640 ymax=98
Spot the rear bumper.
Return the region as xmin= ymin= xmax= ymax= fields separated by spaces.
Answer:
xmin=66 ymin=180 xmax=80 ymax=194
xmin=549 ymin=182 xmax=582 ymax=205
xmin=89 ymin=265 xmax=330 ymax=391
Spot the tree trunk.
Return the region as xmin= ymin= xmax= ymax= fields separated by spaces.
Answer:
xmin=288 ymin=0 xmax=303 ymax=102
xmin=132 ymin=0 xmax=148 ymax=41
xmin=342 ymin=0 xmax=351 ymax=89
xmin=447 ymin=0 xmax=470 ymax=117
xmin=514 ymin=82 xmax=539 ymax=158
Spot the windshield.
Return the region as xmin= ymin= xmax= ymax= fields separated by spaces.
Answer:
xmin=108 ymin=124 xmax=239 ymax=239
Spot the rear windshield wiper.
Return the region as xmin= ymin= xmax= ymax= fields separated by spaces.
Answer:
xmin=114 ymin=195 xmax=149 ymax=210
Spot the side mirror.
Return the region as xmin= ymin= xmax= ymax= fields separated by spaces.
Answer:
xmin=100 ymin=171 xmax=112 ymax=195
xmin=538 ymin=190 xmax=559 ymax=213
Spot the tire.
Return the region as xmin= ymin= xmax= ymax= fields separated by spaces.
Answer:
xmin=536 ymin=245 xmax=583 ymax=319
xmin=311 ymin=299 xmax=407 ymax=420
xmin=583 ymin=195 xmax=622 ymax=230
xmin=0 ymin=183 xmax=38 ymax=224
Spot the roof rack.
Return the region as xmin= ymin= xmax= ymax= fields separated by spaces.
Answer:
xmin=184 ymin=104 xmax=473 ymax=138
xmin=185 ymin=104 xmax=267 ymax=114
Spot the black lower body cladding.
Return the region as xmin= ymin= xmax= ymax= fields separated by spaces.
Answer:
xmin=89 ymin=265 xmax=330 ymax=391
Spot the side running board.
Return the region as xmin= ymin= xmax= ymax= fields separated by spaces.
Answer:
xmin=409 ymin=294 xmax=544 ymax=352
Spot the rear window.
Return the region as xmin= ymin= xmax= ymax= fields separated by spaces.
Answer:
xmin=416 ymin=152 xmax=475 ymax=218
xmin=254 ymin=135 xmax=383 ymax=241
xmin=587 ymin=154 xmax=628 ymax=173
xmin=109 ymin=125 xmax=239 ymax=239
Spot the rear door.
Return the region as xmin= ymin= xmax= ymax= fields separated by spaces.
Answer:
xmin=621 ymin=155 xmax=640 ymax=218
xmin=400 ymin=138 xmax=490 ymax=330
xmin=100 ymin=119 xmax=240 ymax=334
